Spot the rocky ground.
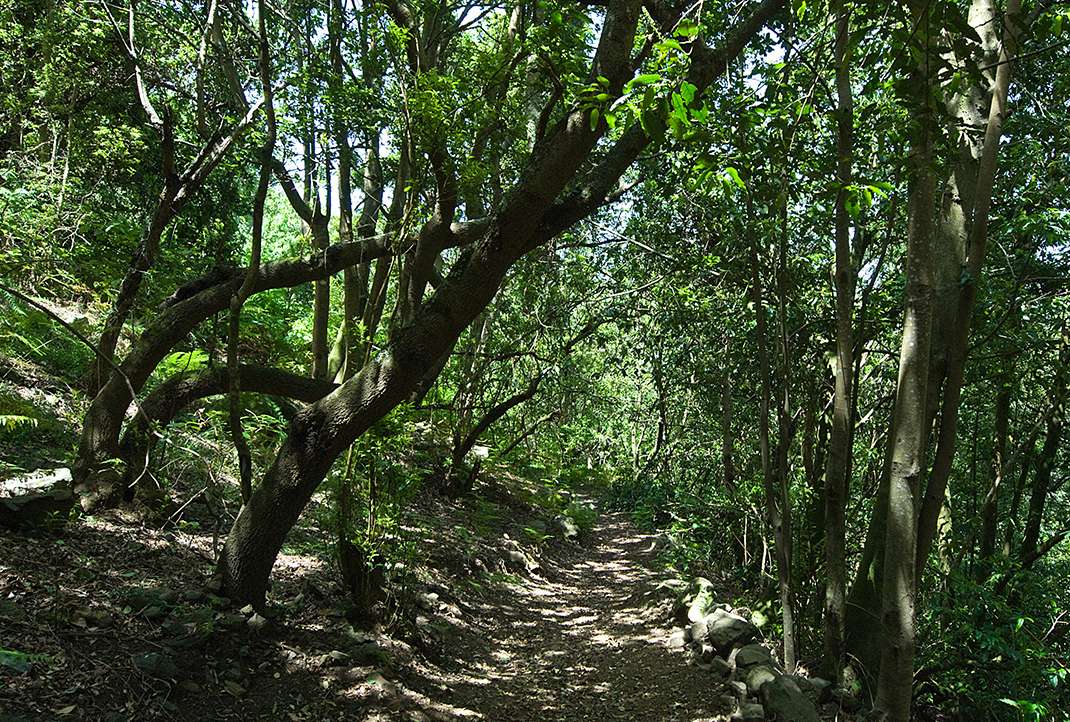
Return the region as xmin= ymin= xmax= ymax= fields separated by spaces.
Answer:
xmin=2 ymin=480 xmax=852 ymax=721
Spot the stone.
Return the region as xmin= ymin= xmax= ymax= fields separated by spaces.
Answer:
xmin=731 ymin=702 xmax=765 ymax=722
xmin=716 ymin=694 xmax=738 ymax=713
xmin=733 ymin=643 xmax=774 ymax=670
xmin=699 ymin=642 xmax=715 ymax=663
xmin=688 ymin=618 xmax=709 ymax=643
xmin=0 ymin=468 xmax=74 ymax=527
xmin=709 ymin=656 xmax=732 ymax=678
xmin=728 ymin=680 xmax=748 ymax=702
xmin=744 ymin=664 xmax=779 ymax=696
xmin=760 ymin=674 xmax=820 ymax=722
xmin=553 ymin=514 xmax=580 ymax=541
xmin=707 ymin=607 xmax=757 ymax=650
xmin=668 ymin=628 xmax=688 ymax=648
xmin=246 ymin=613 xmax=268 ymax=631
xmin=792 ymin=675 xmax=817 ymax=702
xmin=506 ymin=549 xmax=538 ymax=573
xmin=132 ymin=652 xmax=179 ymax=679
xmin=808 ymin=677 xmax=832 ymax=701
xmin=326 ymin=650 xmax=350 ymax=665
xmin=684 ymin=578 xmax=717 ymax=623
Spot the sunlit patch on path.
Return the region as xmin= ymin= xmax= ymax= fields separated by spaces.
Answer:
xmin=433 ymin=512 xmax=728 ymax=721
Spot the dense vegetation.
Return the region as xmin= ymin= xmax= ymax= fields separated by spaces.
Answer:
xmin=2 ymin=0 xmax=1069 ymax=718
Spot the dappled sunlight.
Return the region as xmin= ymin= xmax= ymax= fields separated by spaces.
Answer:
xmin=431 ymin=512 xmax=728 ymax=721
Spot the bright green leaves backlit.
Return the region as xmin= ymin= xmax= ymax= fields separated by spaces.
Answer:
xmin=841 ymin=181 xmax=892 ymax=219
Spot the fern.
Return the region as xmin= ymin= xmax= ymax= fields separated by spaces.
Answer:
xmin=0 ymin=414 xmax=38 ymax=430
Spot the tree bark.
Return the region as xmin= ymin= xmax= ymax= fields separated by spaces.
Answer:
xmin=226 ymin=0 xmax=275 ymax=503
xmin=873 ymin=6 xmax=938 ymax=712
xmin=977 ymin=379 xmax=1010 ymax=579
xmin=914 ymin=0 xmax=1022 ymax=578
xmin=824 ymin=0 xmax=854 ymax=683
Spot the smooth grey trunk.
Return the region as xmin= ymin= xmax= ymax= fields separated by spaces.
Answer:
xmin=914 ymin=0 xmax=1022 ymax=577
xmin=824 ymin=0 xmax=854 ymax=683
xmin=873 ymin=10 xmax=938 ymax=713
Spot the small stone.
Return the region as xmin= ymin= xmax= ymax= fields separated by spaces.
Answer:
xmin=700 ymin=642 xmax=715 ymax=663
xmin=180 ymin=589 xmax=203 ymax=603
xmin=745 ymin=664 xmax=779 ymax=696
xmin=707 ymin=608 xmax=757 ymax=651
xmin=734 ymin=643 xmax=774 ymax=670
xmin=178 ymin=680 xmax=201 ymax=694
xmin=223 ymin=680 xmax=245 ymax=698
xmin=710 ymin=656 xmax=733 ymax=678
xmin=728 ymin=680 xmax=748 ymax=701
xmin=327 ymin=650 xmax=349 ymax=665
xmin=553 ymin=514 xmax=580 ymax=541
xmin=239 ymin=604 xmax=255 ymax=615
xmin=731 ymin=702 xmax=765 ymax=722
xmin=132 ymin=652 xmax=179 ymax=679
xmin=716 ymin=694 xmax=738 ymax=712
xmin=668 ymin=628 xmax=688 ymax=648
xmin=246 ymin=613 xmax=268 ymax=631
xmin=761 ymin=674 xmax=819 ymax=722
xmin=689 ymin=618 xmax=709 ymax=644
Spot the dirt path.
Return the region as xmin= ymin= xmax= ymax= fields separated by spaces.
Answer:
xmin=435 ymin=512 xmax=728 ymax=721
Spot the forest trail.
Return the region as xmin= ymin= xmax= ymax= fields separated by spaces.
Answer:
xmin=436 ymin=512 xmax=725 ymax=721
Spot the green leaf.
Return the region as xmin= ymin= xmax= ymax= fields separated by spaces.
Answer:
xmin=723 ymin=166 xmax=746 ymax=190
xmin=655 ymin=38 xmax=684 ymax=55
xmin=0 ymin=648 xmax=39 ymax=673
xmin=674 ymin=18 xmax=699 ymax=38
xmin=596 ymin=75 xmax=610 ymax=87
xmin=679 ymin=81 xmax=697 ymax=105
xmin=589 ymin=107 xmax=600 ymax=131
xmin=627 ymin=74 xmax=662 ymax=91
xmin=693 ymin=154 xmax=717 ymax=171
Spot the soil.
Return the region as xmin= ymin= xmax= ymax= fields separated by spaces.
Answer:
xmin=430 ymin=511 xmax=728 ymax=721
xmin=1 ymin=493 xmax=729 ymax=721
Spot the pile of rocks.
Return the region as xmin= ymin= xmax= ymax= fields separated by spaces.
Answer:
xmin=669 ymin=578 xmax=832 ymax=722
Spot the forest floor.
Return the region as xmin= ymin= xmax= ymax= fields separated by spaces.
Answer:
xmin=414 ymin=511 xmax=727 ymax=721
xmin=0 ymin=488 xmax=735 ymax=721
xmin=0 ymin=307 xmax=740 ymax=721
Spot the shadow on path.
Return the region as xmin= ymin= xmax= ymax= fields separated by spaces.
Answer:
xmin=435 ymin=512 xmax=726 ymax=721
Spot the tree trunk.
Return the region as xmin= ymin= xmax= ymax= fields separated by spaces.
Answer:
xmin=824 ymin=0 xmax=854 ymax=684
xmin=749 ymin=215 xmax=796 ymax=672
xmin=873 ymin=12 xmax=938 ymax=714
xmin=914 ymin=0 xmax=1022 ymax=578
xmin=977 ymin=380 xmax=1010 ymax=579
